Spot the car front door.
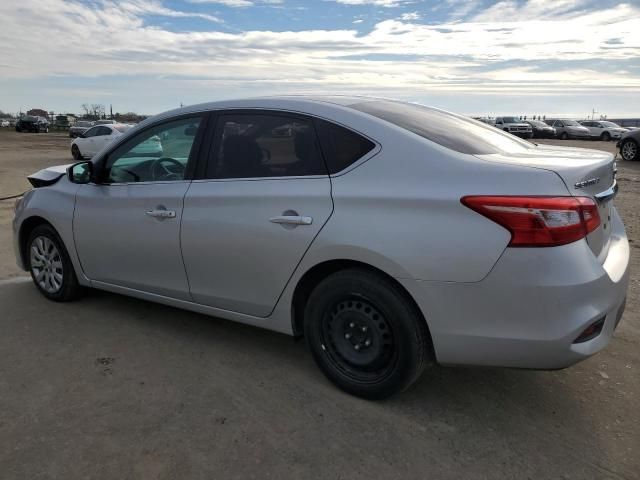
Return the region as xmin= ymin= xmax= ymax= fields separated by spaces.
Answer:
xmin=91 ymin=126 xmax=116 ymax=154
xmin=73 ymin=114 xmax=206 ymax=300
xmin=181 ymin=111 xmax=333 ymax=317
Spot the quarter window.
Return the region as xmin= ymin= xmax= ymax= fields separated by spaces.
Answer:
xmin=316 ymin=120 xmax=375 ymax=174
xmin=104 ymin=116 xmax=202 ymax=183
xmin=207 ymin=114 xmax=326 ymax=179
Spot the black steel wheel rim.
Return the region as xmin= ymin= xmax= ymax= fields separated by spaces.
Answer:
xmin=320 ymin=296 xmax=397 ymax=383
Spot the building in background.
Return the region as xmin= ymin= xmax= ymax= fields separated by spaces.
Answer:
xmin=27 ymin=108 xmax=49 ymax=118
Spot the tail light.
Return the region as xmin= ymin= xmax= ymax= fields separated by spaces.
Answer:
xmin=461 ymin=196 xmax=600 ymax=247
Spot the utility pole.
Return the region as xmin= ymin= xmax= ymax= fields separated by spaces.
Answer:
xmin=591 ymin=108 xmax=598 ymax=120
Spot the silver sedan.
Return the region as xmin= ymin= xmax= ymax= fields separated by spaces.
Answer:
xmin=13 ymin=97 xmax=630 ymax=398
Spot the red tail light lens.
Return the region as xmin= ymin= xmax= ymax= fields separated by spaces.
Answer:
xmin=461 ymin=196 xmax=600 ymax=247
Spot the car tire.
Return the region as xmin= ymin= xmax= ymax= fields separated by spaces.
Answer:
xmin=71 ymin=144 xmax=82 ymax=160
xmin=560 ymin=132 xmax=568 ymax=140
xmin=304 ymin=268 xmax=433 ymax=399
xmin=44 ymin=127 xmax=49 ymax=133
xmin=601 ymin=132 xmax=611 ymax=142
xmin=27 ymin=224 xmax=83 ymax=302
xmin=620 ymin=139 xmax=638 ymax=161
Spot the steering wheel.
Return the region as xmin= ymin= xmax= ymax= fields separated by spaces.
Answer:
xmin=151 ymin=157 xmax=185 ymax=181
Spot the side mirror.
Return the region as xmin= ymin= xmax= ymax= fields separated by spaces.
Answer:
xmin=68 ymin=161 xmax=94 ymax=184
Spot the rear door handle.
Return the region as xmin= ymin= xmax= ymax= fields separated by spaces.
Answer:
xmin=270 ymin=215 xmax=313 ymax=226
xmin=146 ymin=209 xmax=176 ymax=219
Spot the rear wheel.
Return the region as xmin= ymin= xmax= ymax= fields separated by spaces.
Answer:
xmin=27 ymin=224 xmax=83 ymax=301
xmin=560 ymin=132 xmax=568 ymax=140
xmin=71 ymin=144 xmax=82 ymax=160
xmin=304 ymin=269 xmax=432 ymax=399
xmin=600 ymin=132 xmax=611 ymax=142
xmin=621 ymin=139 xmax=638 ymax=161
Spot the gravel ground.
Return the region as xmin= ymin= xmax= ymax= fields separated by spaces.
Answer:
xmin=0 ymin=130 xmax=638 ymax=479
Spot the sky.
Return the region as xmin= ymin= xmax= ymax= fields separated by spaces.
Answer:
xmin=0 ymin=0 xmax=639 ymax=118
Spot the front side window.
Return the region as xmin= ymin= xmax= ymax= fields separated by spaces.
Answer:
xmin=207 ymin=114 xmax=326 ymax=179
xmin=83 ymin=126 xmax=100 ymax=137
xmin=104 ymin=116 xmax=202 ymax=183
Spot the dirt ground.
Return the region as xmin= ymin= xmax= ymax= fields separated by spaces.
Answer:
xmin=0 ymin=129 xmax=638 ymax=479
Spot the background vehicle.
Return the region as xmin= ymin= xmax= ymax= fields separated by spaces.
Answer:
xmin=15 ymin=116 xmax=49 ymax=133
xmin=618 ymin=129 xmax=640 ymax=161
xmin=14 ymin=97 xmax=629 ymax=399
xmin=95 ymin=119 xmax=117 ymax=125
xmin=580 ymin=121 xmax=628 ymax=141
xmin=71 ymin=123 xmax=163 ymax=159
xmin=69 ymin=120 xmax=94 ymax=138
xmin=525 ymin=120 xmax=556 ymax=139
xmin=544 ymin=119 xmax=590 ymax=140
xmin=0 ymin=119 xmax=10 ymax=127
xmin=493 ymin=117 xmax=533 ymax=138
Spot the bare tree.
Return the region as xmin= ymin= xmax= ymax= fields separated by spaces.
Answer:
xmin=81 ymin=103 xmax=90 ymax=117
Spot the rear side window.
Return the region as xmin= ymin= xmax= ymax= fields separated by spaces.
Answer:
xmin=316 ymin=120 xmax=375 ymax=174
xmin=207 ymin=114 xmax=326 ymax=179
xmin=350 ymin=100 xmax=534 ymax=155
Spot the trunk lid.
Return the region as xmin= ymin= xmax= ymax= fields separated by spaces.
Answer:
xmin=477 ymin=144 xmax=616 ymax=262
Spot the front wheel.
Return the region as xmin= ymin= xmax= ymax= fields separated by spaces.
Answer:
xmin=560 ymin=132 xmax=569 ymax=140
xmin=304 ymin=269 xmax=432 ymax=399
xmin=620 ymin=139 xmax=638 ymax=161
xmin=27 ymin=224 xmax=83 ymax=301
xmin=601 ymin=132 xmax=611 ymax=142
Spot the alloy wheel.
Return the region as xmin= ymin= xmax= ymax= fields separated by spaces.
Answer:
xmin=621 ymin=141 xmax=637 ymax=161
xmin=30 ymin=236 xmax=64 ymax=294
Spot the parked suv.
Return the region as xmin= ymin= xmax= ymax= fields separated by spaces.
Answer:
xmin=493 ymin=117 xmax=533 ymax=138
xmin=618 ymin=129 xmax=639 ymax=161
xmin=544 ymin=119 xmax=590 ymax=140
xmin=15 ymin=116 xmax=50 ymax=133
xmin=579 ymin=121 xmax=628 ymax=141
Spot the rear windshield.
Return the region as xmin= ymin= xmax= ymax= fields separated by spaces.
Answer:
xmin=349 ymin=100 xmax=533 ymax=155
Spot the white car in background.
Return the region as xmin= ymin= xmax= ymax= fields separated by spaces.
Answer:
xmin=579 ymin=121 xmax=628 ymax=141
xmin=71 ymin=124 xmax=162 ymax=160
xmin=1 ymin=119 xmax=10 ymax=127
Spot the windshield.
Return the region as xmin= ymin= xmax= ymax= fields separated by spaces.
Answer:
xmin=600 ymin=121 xmax=620 ymax=128
xmin=501 ymin=117 xmax=521 ymax=123
xmin=528 ymin=120 xmax=547 ymax=127
xmin=350 ymin=100 xmax=534 ymax=155
xmin=113 ymin=124 xmax=130 ymax=133
xmin=76 ymin=121 xmax=92 ymax=127
xmin=563 ymin=120 xmax=580 ymax=126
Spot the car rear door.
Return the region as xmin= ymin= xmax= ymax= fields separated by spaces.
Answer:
xmin=181 ymin=110 xmax=333 ymax=317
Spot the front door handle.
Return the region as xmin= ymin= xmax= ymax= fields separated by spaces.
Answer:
xmin=270 ymin=215 xmax=313 ymax=226
xmin=146 ymin=209 xmax=176 ymax=219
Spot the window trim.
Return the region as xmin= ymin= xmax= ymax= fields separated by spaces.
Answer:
xmin=94 ymin=112 xmax=210 ymax=185
xmin=192 ymin=108 xmax=381 ymax=181
xmin=197 ymin=109 xmax=329 ymax=181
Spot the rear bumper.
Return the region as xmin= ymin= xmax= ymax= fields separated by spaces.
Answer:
xmin=401 ymin=207 xmax=630 ymax=369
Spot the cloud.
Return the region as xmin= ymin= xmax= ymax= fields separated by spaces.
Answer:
xmin=330 ymin=0 xmax=410 ymax=7
xmin=400 ymin=11 xmax=420 ymax=21
xmin=187 ymin=0 xmax=284 ymax=6
xmin=187 ymin=0 xmax=254 ymax=6
xmin=0 ymin=0 xmax=638 ymax=113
